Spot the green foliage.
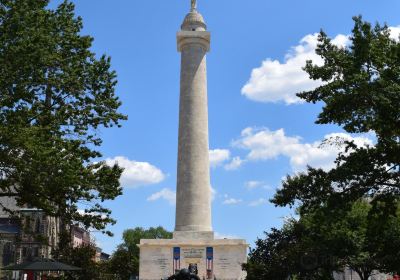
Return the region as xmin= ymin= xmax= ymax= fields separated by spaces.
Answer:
xmin=244 ymin=221 xmax=302 ymax=280
xmin=245 ymin=219 xmax=336 ymax=280
xmin=268 ymin=16 xmax=400 ymax=279
xmin=0 ymin=0 xmax=127 ymax=234
xmin=272 ymin=16 xmax=400 ymax=227
xmin=108 ymin=226 xmax=172 ymax=279
xmin=246 ymin=201 xmax=400 ymax=280
xmin=53 ymin=233 xmax=112 ymax=280
xmin=59 ymin=245 xmax=99 ymax=280
xmin=108 ymin=248 xmax=134 ymax=280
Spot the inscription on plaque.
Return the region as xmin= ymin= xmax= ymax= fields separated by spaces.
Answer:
xmin=182 ymin=247 xmax=205 ymax=264
xmin=146 ymin=248 xmax=172 ymax=278
xmin=157 ymin=257 xmax=169 ymax=269
xmin=182 ymin=248 xmax=205 ymax=258
xmin=216 ymin=257 xmax=231 ymax=270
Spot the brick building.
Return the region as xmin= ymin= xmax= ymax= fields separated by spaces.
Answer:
xmin=0 ymin=197 xmax=95 ymax=279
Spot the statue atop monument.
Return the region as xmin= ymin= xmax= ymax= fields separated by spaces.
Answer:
xmin=191 ymin=0 xmax=197 ymax=11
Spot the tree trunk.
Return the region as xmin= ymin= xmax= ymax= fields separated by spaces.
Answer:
xmin=45 ymin=85 xmax=52 ymax=109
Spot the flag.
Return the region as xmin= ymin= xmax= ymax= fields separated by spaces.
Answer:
xmin=173 ymin=247 xmax=181 ymax=272
xmin=206 ymin=247 xmax=213 ymax=277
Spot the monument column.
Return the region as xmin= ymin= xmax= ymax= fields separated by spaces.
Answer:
xmin=174 ymin=2 xmax=213 ymax=238
xmin=139 ymin=3 xmax=247 ymax=279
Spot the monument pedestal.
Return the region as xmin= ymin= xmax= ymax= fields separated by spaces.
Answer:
xmin=139 ymin=237 xmax=247 ymax=280
xmin=173 ymin=231 xmax=214 ymax=240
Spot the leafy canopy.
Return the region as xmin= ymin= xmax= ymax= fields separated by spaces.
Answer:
xmin=0 ymin=0 xmax=127 ymax=234
xmin=272 ymin=16 xmax=400 ymax=214
xmin=59 ymin=245 xmax=100 ymax=280
xmin=245 ymin=201 xmax=400 ymax=280
xmin=108 ymin=227 xmax=173 ymax=279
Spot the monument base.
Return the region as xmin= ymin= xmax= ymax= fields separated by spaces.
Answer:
xmin=139 ymin=237 xmax=248 ymax=280
xmin=173 ymin=231 xmax=214 ymax=240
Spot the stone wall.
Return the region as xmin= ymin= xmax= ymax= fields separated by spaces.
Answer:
xmin=139 ymin=239 xmax=247 ymax=280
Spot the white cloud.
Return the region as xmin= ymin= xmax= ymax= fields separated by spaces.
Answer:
xmin=211 ymin=186 xmax=217 ymax=202
xmin=234 ymin=127 xmax=373 ymax=172
xmin=224 ymin=157 xmax=244 ymax=171
xmin=241 ymin=33 xmax=350 ymax=105
xmin=249 ymin=198 xmax=269 ymax=207
xmin=147 ymin=188 xmax=176 ymax=205
xmin=331 ymin=34 xmax=351 ymax=48
xmin=105 ymin=156 xmax=165 ymax=188
xmin=245 ymin=181 xmax=263 ymax=189
xmin=242 ymin=26 xmax=400 ymax=105
xmin=389 ymin=26 xmax=400 ymax=41
xmin=209 ymin=149 xmax=230 ymax=168
xmin=223 ymin=198 xmax=242 ymax=205
xmin=77 ymin=209 xmax=107 ymax=219
xmin=245 ymin=180 xmax=272 ymax=191
xmin=222 ymin=194 xmax=242 ymax=205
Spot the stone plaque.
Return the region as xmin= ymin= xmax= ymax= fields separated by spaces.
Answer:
xmin=182 ymin=247 xmax=205 ymax=258
xmin=213 ymin=245 xmax=247 ymax=280
xmin=215 ymin=257 xmax=231 ymax=270
xmin=140 ymin=246 xmax=173 ymax=279
xmin=180 ymin=247 xmax=206 ymax=276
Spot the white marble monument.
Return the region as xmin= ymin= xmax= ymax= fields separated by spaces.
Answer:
xmin=139 ymin=1 xmax=247 ymax=279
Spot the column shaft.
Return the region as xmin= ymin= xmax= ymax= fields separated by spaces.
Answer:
xmin=175 ymin=42 xmax=212 ymax=233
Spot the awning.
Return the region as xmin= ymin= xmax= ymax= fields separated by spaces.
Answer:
xmin=2 ymin=258 xmax=81 ymax=271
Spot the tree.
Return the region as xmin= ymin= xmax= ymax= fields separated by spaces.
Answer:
xmin=108 ymin=227 xmax=172 ymax=279
xmin=272 ymin=16 xmax=400 ymax=222
xmin=366 ymin=200 xmax=400 ymax=275
xmin=302 ymin=201 xmax=374 ymax=280
xmin=302 ymin=200 xmax=400 ymax=279
xmin=245 ymin=201 xmax=400 ymax=280
xmin=266 ymin=17 xmax=400 ymax=279
xmin=0 ymin=0 xmax=126 ymax=234
xmin=59 ymin=245 xmax=100 ymax=280
xmin=245 ymin=214 xmax=339 ymax=280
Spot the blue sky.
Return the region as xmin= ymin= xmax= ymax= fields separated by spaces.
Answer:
xmin=50 ymin=0 xmax=400 ymax=253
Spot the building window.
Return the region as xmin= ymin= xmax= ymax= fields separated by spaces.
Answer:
xmin=25 ymin=217 xmax=31 ymax=231
xmin=35 ymin=218 xmax=41 ymax=233
xmin=33 ymin=247 xmax=39 ymax=257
